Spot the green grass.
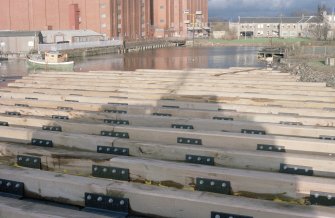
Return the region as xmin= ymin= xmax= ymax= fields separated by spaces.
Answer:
xmin=202 ymin=38 xmax=310 ymax=44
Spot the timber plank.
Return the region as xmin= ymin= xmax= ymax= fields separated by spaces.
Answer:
xmin=2 ymin=112 xmax=335 ymax=138
xmin=1 ymin=142 xmax=335 ymax=200
xmin=1 ymin=125 xmax=335 ymax=157
xmin=0 ymin=196 xmax=112 ymax=218
xmin=1 ymin=103 xmax=335 ymax=127
xmin=0 ymin=166 xmax=334 ymax=218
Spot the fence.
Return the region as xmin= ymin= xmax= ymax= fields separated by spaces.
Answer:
xmin=38 ymin=40 xmax=122 ymax=52
xmin=299 ymin=46 xmax=335 ymax=57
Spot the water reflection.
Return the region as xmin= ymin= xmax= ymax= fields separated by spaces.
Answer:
xmin=0 ymin=46 xmax=265 ymax=77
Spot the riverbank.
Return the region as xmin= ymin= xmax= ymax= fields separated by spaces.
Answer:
xmin=192 ymin=38 xmax=310 ymax=47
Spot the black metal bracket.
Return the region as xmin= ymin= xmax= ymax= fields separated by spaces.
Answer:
xmin=152 ymin=113 xmax=172 ymax=117
xmin=310 ymin=191 xmax=335 ymax=206
xmin=101 ymin=131 xmax=129 ymax=139
xmin=5 ymin=111 xmax=21 ymax=116
xmin=218 ymin=109 xmax=237 ymax=112
xmin=15 ymin=104 xmax=29 ymax=107
xmin=171 ymin=124 xmax=194 ymax=130
xmin=17 ymin=155 xmax=41 ymax=169
xmin=195 ymin=178 xmax=231 ymax=195
xmin=42 ymin=125 xmax=62 ymax=132
xmin=279 ymin=121 xmax=303 ymax=126
xmin=97 ymin=146 xmax=129 ymax=156
xmin=104 ymin=119 xmax=129 ymax=125
xmin=104 ymin=110 xmax=127 ymax=114
xmin=92 ymin=165 xmax=129 ymax=181
xmin=177 ymin=137 xmax=202 ymax=145
xmin=241 ymin=129 xmax=266 ymax=135
xmin=57 ymin=106 xmax=73 ymax=111
xmin=162 ymin=105 xmax=180 ymax=109
xmin=186 ymin=155 xmax=214 ymax=166
xmin=52 ymin=115 xmax=69 ymax=120
xmin=257 ymin=144 xmax=286 ymax=152
xmin=0 ymin=179 xmax=24 ymax=199
xmin=0 ymin=121 xmax=9 ymax=126
xmin=65 ymin=99 xmax=79 ymax=102
xmin=319 ymin=135 xmax=335 ymax=140
xmin=211 ymin=211 xmax=253 ymax=218
xmin=108 ymin=102 xmax=129 ymax=106
xmin=25 ymin=97 xmax=38 ymax=100
xmin=84 ymin=193 xmax=129 ymax=217
xmin=278 ymin=112 xmax=299 ymax=116
xmin=31 ymin=138 xmax=53 ymax=147
xmin=213 ymin=117 xmax=234 ymax=121
xmin=279 ymin=163 xmax=313 ymax=176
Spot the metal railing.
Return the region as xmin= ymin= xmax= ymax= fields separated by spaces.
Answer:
xmin=38 ymin=40 xmax=122 ymax=52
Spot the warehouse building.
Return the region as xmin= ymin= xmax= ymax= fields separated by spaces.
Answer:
xmin=0 ymin=31 xmax=42 ymax=54
xmin=0 ymin=0 xmax=209 ymax=39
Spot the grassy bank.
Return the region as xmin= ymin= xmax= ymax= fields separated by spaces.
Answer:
xmin=194 ymin=38 xmax=311 ymax=46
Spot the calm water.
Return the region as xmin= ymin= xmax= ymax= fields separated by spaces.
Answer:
xmin=0 ymin=46 xmax=265 ymax=77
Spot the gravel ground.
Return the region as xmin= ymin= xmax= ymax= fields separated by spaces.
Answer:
xmin=280 ymin=61 xmax=335 ymax=87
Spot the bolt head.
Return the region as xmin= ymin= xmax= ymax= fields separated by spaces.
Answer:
xmin=108 ymin=198 xmax=113 ymax=203
xmin=112 ymin=169 xmax=116 ymax=173
xmin=15 ymin=184 xmax=20 ymax=188
xmin=87 ymin=195 xmax=92 ymax=200
xmin=210 ymin=181 xmax=215 ymax=186
xmin=97 ymin=196 xmax=103 ymax=202
xmin=199 ymin=180 xmax=204 ymax=185
xmin=120 ymin=200 xmax=125 ymax=205
xmin=6 ymin=182 xmax=11 ymax=187
xmin=103 ymin=168 xmax=107 ymax=173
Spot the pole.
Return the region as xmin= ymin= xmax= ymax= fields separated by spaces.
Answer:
xmin=192 ymin=14 xmax=195 ymax=47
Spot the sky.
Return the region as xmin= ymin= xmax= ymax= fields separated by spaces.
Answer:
xmin=208 ymin=0 xmax=335 ymax=20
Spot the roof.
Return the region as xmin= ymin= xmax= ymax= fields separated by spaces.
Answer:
xmin=0 ymin=31 xmax=41 ymax=37
xmin=240 ymin=16 xmax=322 ymax=24
xmin=41 ymin=30 xmax=103 ymax=37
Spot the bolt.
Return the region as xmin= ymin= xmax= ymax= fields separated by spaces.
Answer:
xmin=294 ymin=167 xmax=298 ymax=171
xmin=328 ymin=195 xmax=332 ymax=200
xmin=188 ymin=156 xmax=192 ymax=160
xmin=199 ymin=180 xmax=204 ymax=185
xmin=103 ymin=168 xmax=107 ymax=173
xmin=107 ymin=148 xmax=110 ymax=152
xmin=6 ymin=182 xmax=11 ymax=187
xmin=18 ymin=157 xmax=23 ymax=161
xmin=222 ymin=183 xmax=226 ymax=188
xmin=108 ymin=198 xmax=113 ymax=203
xmin=94 ymin=167 xmax=98 ymax=171
xmin=187 ymin=140 xmax=190 ymax=143
xmin=259 ymin=146 xmax=263 ymax=150
xmin=120 ymin=200 xmax=125 ymax=205
xmin=210 ymin=181 xmax=215 ymax=186
xmin=98 ymin=147 xmax=102 ymax=151
xmin=214 ymin=215 xmax=221 ymax=218
xmin=15 ymin=183 xmax=20 ymax=188
xmin=314 ymin=193 xmax=319 ymax=198
xmin=197 ymin=157 xmax=201 ymax=161
xmin=26 ymin=158 xmax=30 ymax=162
xmin=46 ymin=142 xmax=50 ymax=145
xmin=122 ymin=149 xmax=127 ymax=153
xmin=87 ymin=195 xmax=92 ymax=200
xmin=112 ymin=169 xmax=116 ymax=173
xmin=207 ymin=158 xmax=211 ymax=162
xmin=114 ymin=148 xmax=118 ymax=152
xmin=33 ymin=159 xmax=38 ymax=163
xmin=97 ymin=196 xmax=103 ymax=202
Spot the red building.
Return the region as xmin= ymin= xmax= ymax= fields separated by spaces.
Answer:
xmin=0 ymin=0 xmax=208 ymax=39
xmin=153 ymin=0 xmax=209 ymax=38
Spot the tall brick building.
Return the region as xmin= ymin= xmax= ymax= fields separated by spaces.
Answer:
xmin=153 ymin=0 xmax=209 ymax=38
xmin=0 ymin=0 xmax=208 ymax=39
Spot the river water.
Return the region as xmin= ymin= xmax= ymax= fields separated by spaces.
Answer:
xmin=0 ymin=46 xmax=265 ymax=77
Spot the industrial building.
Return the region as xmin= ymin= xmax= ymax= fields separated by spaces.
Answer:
xmin=152 ymin=0 xmax=209 ymax=38
xmin=0 ymin=31 xmax=42 ymax=54
xmin=0 ymin=0 xmax=209 ymax=39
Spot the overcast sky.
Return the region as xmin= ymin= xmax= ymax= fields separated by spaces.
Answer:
xmin=208 ymin=0 xmax=335 ymax=20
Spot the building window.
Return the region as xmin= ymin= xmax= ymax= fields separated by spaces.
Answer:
xmin=101 ymin=14 xmax=106 ymax=18
xmin=160 ymin=5 xmax=164 ymax=9
xmin=100 ymin=3 xmax=106 ymax=8
xmin=101 ymin=24 xmax=107 ymax=28
xmin=160 ymin=19 xmax=164 ymax=23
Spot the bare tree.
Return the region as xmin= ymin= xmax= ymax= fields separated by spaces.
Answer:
xmin=307 ymin=22 xmax=330 ymax=40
